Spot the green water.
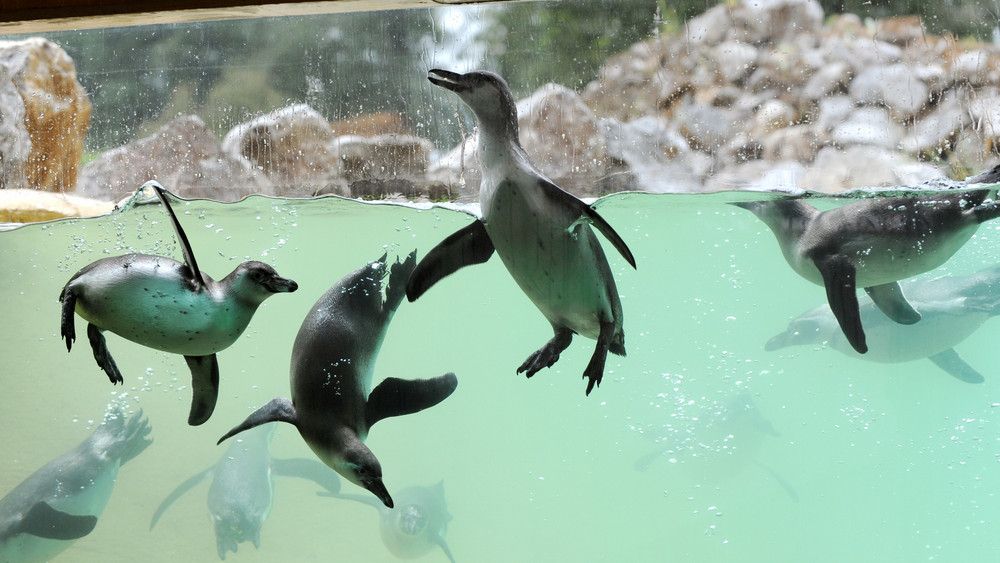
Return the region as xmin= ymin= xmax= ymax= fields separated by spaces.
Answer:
xmin=1 ymin=191 xmax=998 ymax=562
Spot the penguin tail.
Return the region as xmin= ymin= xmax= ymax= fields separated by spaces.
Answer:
xmin=609 ymin=336 xmax=626 ymax=357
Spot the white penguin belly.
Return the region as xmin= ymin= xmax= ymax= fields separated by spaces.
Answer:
xmin=72 ymin=259 xmax=249 ymax=356
xmin=484 ymin=185 xmax=612 ymax=339
xmin=797 ymin=225 xmax=979 ymax=287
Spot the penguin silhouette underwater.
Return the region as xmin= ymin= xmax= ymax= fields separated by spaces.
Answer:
xmin=59 ymin=181 xmax=298 ymax=425
xmin=406 ymin=69 xmax=636 ymax=396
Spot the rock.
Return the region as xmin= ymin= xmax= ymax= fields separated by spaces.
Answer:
xmin=899 ymin=93 xmax=971 ymax=157
xmin=812 ymin=94 xmax=856 ymax=132
xmin=761 ymin=124 xmax=823 ymax=162
xmin=848 ymin=64 xmax=929 ymax=119
xmin=731 ymin=0 xmax=824 ymax=45
xmin=603 ymin=116 xmax=706 ymax=192
xmin=677 ymin=103 xmax=743 ymax=154
xmin=801 ymin=60 xmax=852 ymax=101
xmin=703 ymin=160 xmax=806 ymax=192
xmin=0 ymin=64 xmax=30 ymax=190
xmin=0 ymin=37 xmax=91 ymax=192
xmin=77 ymin=115 xmax=272 ymax=202
xmin=831 ymin=107 xmax=900 ymax=149
xmin=875 ymin=16 xmax=926 ymax=47
xmin=750 ymin=99 xmax=797 ymax=137
xmin=800 ymin=146 xmax=939 ymax=191
xmin=0 ymin=189 xmax=113 ymax=223
xmin=222 ymin=104 xmax=337 ymax=197
xmin=713 ymin=41 xmax=758 ymax=84
xmin=684 ymin=4 xmax=730 ymax=47
xmin=949 ymin=50 xmax=1000 ymax=87
xmin=336 ymin=134 xmax=432 ymax=181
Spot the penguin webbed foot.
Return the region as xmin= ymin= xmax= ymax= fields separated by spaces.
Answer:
xmin=86 ymin=323 xmax=124 ymax=384
xmin=517 ymin=328 xmax=573 ymax=378
xmin=60 ymin=290 xmax=76 ymax=351
xmin=582 ymin=322 xmax=615 ymax=395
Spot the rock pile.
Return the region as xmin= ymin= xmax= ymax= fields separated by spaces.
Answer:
xmin=7 ymin=0 xmax=1000 ymax=216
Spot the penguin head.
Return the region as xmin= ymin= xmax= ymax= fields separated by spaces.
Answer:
xmin=336 ymin=439 xmax=395 ymax=509
xmin=226 ymin=261 xmax=298 ymax=303
xmin=428 ymin=68 xmax=518 ymax=140
xmin=765 ymin=308 xmax=827 ymax=351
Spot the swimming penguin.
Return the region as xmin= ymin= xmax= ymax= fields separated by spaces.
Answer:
xmin=150 ymin=423 xmax=342 ymax=560
xmin=218 ymin=252 xmax=458 ymax=509
xmin=634 ymin=390 xmax=797 ymax=502
xmin=0 ymin=409 xmax=151 ymax=563
xmin=406 ymin=69 xmax=636 ymax=395
xmin=59 ymin=181 xmax=298 ymax=425
xmin=766 ymin=264 xmax=1000 ymax=383
xmin=322 ymin=481 xmax=456 ymax=562
xmin=734 ymin=169 xmax=1000 ymax=354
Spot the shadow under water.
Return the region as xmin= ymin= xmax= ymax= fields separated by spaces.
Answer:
xmin=1 ymin=189 xmax=999 ymax=561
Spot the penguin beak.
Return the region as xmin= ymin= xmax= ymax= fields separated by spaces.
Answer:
xmin=264 ymin=275 xmax=298 ymax=294
xmin=428 ymin=69 xmax=468 ymax=93
xmin=364 ymin=477 xmax=394 ymax=509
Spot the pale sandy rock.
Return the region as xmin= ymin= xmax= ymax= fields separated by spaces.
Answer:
xmin=0 ymin=189 xmax=113 ymax=223
xmin=0 ymin=64 xmax=30 ymax=190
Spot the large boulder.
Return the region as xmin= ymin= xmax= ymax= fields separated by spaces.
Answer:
xmin=77 ymin=115 xmax=271 ymax=201
xmin=0 ymin=38 xmax=90 ymax=192
xmin=222 ymin=104 xmax=339 ymax=197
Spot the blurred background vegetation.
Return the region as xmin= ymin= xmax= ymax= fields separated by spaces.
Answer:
xmin=8 ymin=0 xmax=1000 ymax=153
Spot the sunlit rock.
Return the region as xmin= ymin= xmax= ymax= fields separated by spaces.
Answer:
xmin=900 ymin=93 xmax=970 ymax=157
xmin=0 ymin=64 xmax=30 ymax=190
xmin=222 ymin=104 xmax=337 ymax=197
xmin=77 ymin=115 xmax=271 ymax=202
xmin=801 ymin=146 xmax=938 ymax=191
xmin=0 ymin=37 xmax=90 ymax=192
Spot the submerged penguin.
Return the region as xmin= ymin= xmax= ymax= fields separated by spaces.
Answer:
xmin=322 ymin=481 xmax=456 ymax=562
xmin=407 ymin=69 xmax=636 ymax=395
xmin=735 ymin=167 xmax=1000 ymax=354
xmin=766 ymin=264 xmax=1000 ymax=383
xmin=0 ymin=409 xmax=151 ymax=563
xmin=150 ymin=423 xmax=342 ymax=560
xmin=59 ymin=181 xmax=298 ymax=425
xmin=218 ymin=252 xmax=458 ymax=508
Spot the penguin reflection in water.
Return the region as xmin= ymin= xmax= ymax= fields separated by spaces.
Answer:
xmin=219 ymin=252 xmax=458 ymax=509
xmin=321 ymin=481 xmax=456 ymax=562
xmin=59 ymin=181 xmax=298 ymax=425
xmin=735 ymin=164 xmax=1000 ymax=355
xmin=407 ymin=69 xmax=636 ymax=395
xmin=150 ymin=423 xmax=342 ymax=560
xmin=0 ymin=408 xmax=151 ymax=563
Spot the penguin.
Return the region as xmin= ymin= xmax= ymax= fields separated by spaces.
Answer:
xmin=322 ymin=481 xmax=456 ymax=562
xmin=766 ymin=264 xmax=1000 ymax=383
xmin=0 ymin=409 xmax=152 ymax=563
xmin=734 ymin=167 xmax=1000 ymax=354
xmin=59 ymin=181 xmax=298 ymax=425
xmin=218 ymin=252 xmax=458 ymax=509
xmin=406 ymin=69 xmax=636 ymax=395
xmin=150 ymin=423 xmax=342 ymax=560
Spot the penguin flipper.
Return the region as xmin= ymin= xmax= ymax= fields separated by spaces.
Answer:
xmin=406 ymin=221 xmax=494 ymax=301
xmin=185 ymin=354 xmax=220 ymax=426
xmin=18 ymin=501 xmax=97 ymax=540
xmin=365 ymin=373 xmax=458 ymax=429
xmin=864 ymin=282 xmax=921 ymax=324
xmin=271 ymin=458 xmax=343 ymax=494
xmin=86 ymin=323 xmax=124 ymax=384
xmin=149 ymin=468 xmax=213 ymax=530
xmin=218 ymin=397 xmax=297 ymax=444
xmin=812 ymin=253 xmax=867 ymax=354
xmin=149 ymin=181 xmax=206 ymax=291
xmin=928 ymin=348 xmax=985 ymax=383
xmin=540 ymin=178 xmax=636 ymax=269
